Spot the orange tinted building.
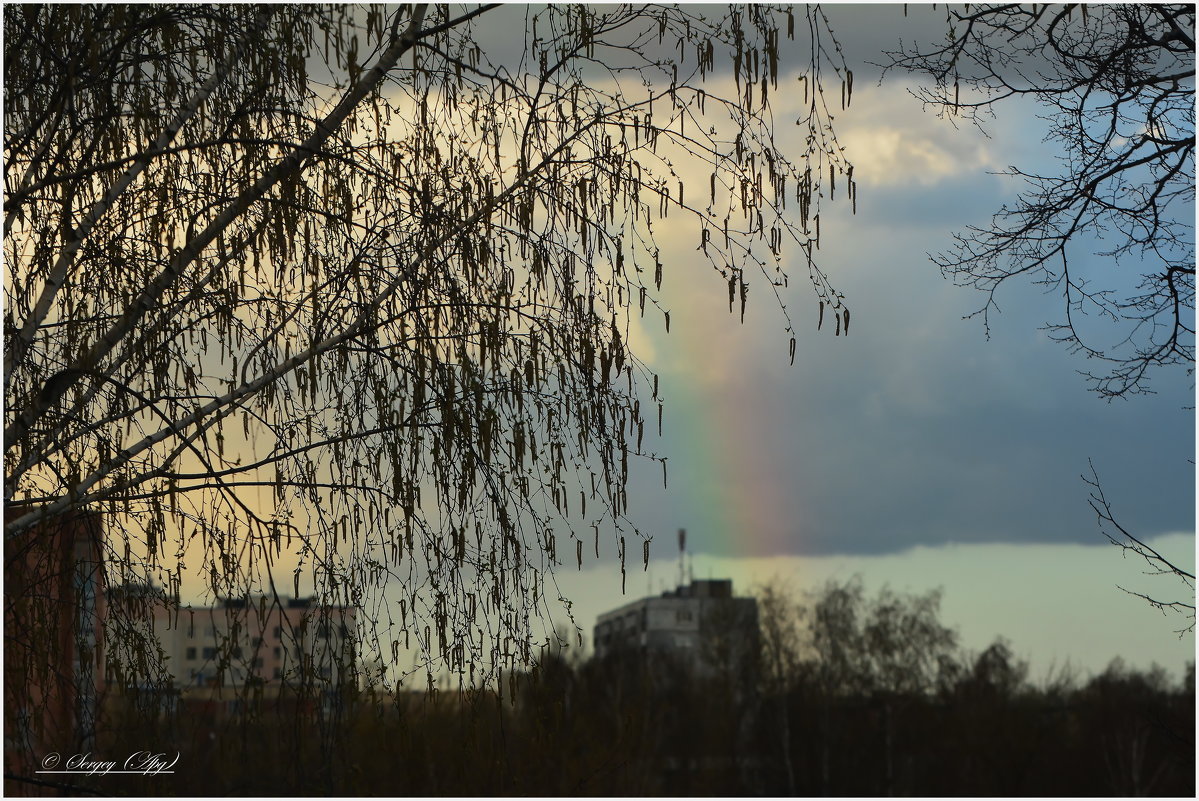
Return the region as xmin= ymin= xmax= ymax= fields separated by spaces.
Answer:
xmin=4 ymin=510 xmax=106 ymax=794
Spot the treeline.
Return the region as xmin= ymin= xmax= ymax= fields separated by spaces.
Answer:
xmin=84 ymin=579 xmax=1194 ymax=796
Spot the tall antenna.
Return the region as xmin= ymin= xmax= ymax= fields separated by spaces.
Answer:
xmin=681 ymin=527 xmax=690 ymax=592
xmin=677 ymin=528 xmax=686 ymax=591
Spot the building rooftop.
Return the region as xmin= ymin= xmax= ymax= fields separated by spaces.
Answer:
xmin=659 ymin=578 xmax=733 ymax=599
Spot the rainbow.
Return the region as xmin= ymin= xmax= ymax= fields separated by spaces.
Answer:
xmin=651 ymin=305 xmax=794 ymax=559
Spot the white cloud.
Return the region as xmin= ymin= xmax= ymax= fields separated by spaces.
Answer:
xmin=835 ymin=83 xmax=998 ymax=187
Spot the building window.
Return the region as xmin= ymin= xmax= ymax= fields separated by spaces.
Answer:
xmin=274 ymin=646 xmax=282 ymax=658
xmin=202 ymin=647 xmax=217 ymax=659
xmin=253 ymin=658 xmax=264 ymax=669
xmin=273 ymin=626 xmax=281 ymax=639
xmin=252 ymin=637 xmax=262 ymax=647
xmin=186 ymin=647 xmax=197 ymax=660
xmin=232 ymin=646 xmax=243 ymax=658
xmin=273 ymin=667 xmax=283 ymax=680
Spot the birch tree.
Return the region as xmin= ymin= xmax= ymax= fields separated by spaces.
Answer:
xmin=4 ymin=3 xmax=855 ymax=695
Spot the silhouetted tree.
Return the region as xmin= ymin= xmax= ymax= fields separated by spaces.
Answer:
xmin=1084 ymin=460 xmax=1195 ymax=632
xmin=3 ymin=4 xmax=858 ymax=764
xmin=77 ymin=593 xmax=1195 ymax=796
xmin=755 ymin=580 xmax=805 ymax=794
xmin=884 ymin=3 xmax=1194 ymax=399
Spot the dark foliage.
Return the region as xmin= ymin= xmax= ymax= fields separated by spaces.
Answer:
xmin=50 ymin=585 xmax=1194 ymax=797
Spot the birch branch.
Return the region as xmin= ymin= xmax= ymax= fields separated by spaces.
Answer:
xmin=3 ymin=5 xmax=429 ymax=452
xmin=3 ymin=7 xmax=274 ymax=384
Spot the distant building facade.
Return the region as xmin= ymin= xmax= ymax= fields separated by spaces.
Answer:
xmin=107 ymin=590 xmax=358 ymax=691
xmin=593 ymin=579 xmax=758 ymax=676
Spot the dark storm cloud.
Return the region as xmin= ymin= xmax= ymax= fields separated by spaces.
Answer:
xmin=778 ymin=178 xmax=1194 ymax=557
xmin=821 ymin=4 xmax=956 ymax=81
xmin=462 ymin=5 xmax=930 ymax=84
xmin=775 ymin=359 xmax=1194 ymax=555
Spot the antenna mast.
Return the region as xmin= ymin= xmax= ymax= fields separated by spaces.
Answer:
xmin=677 ymin=528 xmax=686 ymax=590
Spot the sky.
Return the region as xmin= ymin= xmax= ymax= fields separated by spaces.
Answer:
xmin=546 ymin=3 xmax=1195 ymax=678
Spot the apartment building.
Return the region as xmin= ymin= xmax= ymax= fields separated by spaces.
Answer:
xmin=593 ymin=578 xmax=758 ymax=676
xmin=107 ymin=588 xmax=357 ymax=691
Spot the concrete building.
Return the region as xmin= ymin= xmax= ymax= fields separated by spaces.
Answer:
xmin=106 ymin=589 xmax=358 ymax=692
xmin=593 ymin=579 xmax=758 ymax=675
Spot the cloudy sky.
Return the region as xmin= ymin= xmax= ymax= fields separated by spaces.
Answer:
xmin=550 ymin=3 xmax=1195 ymax=678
